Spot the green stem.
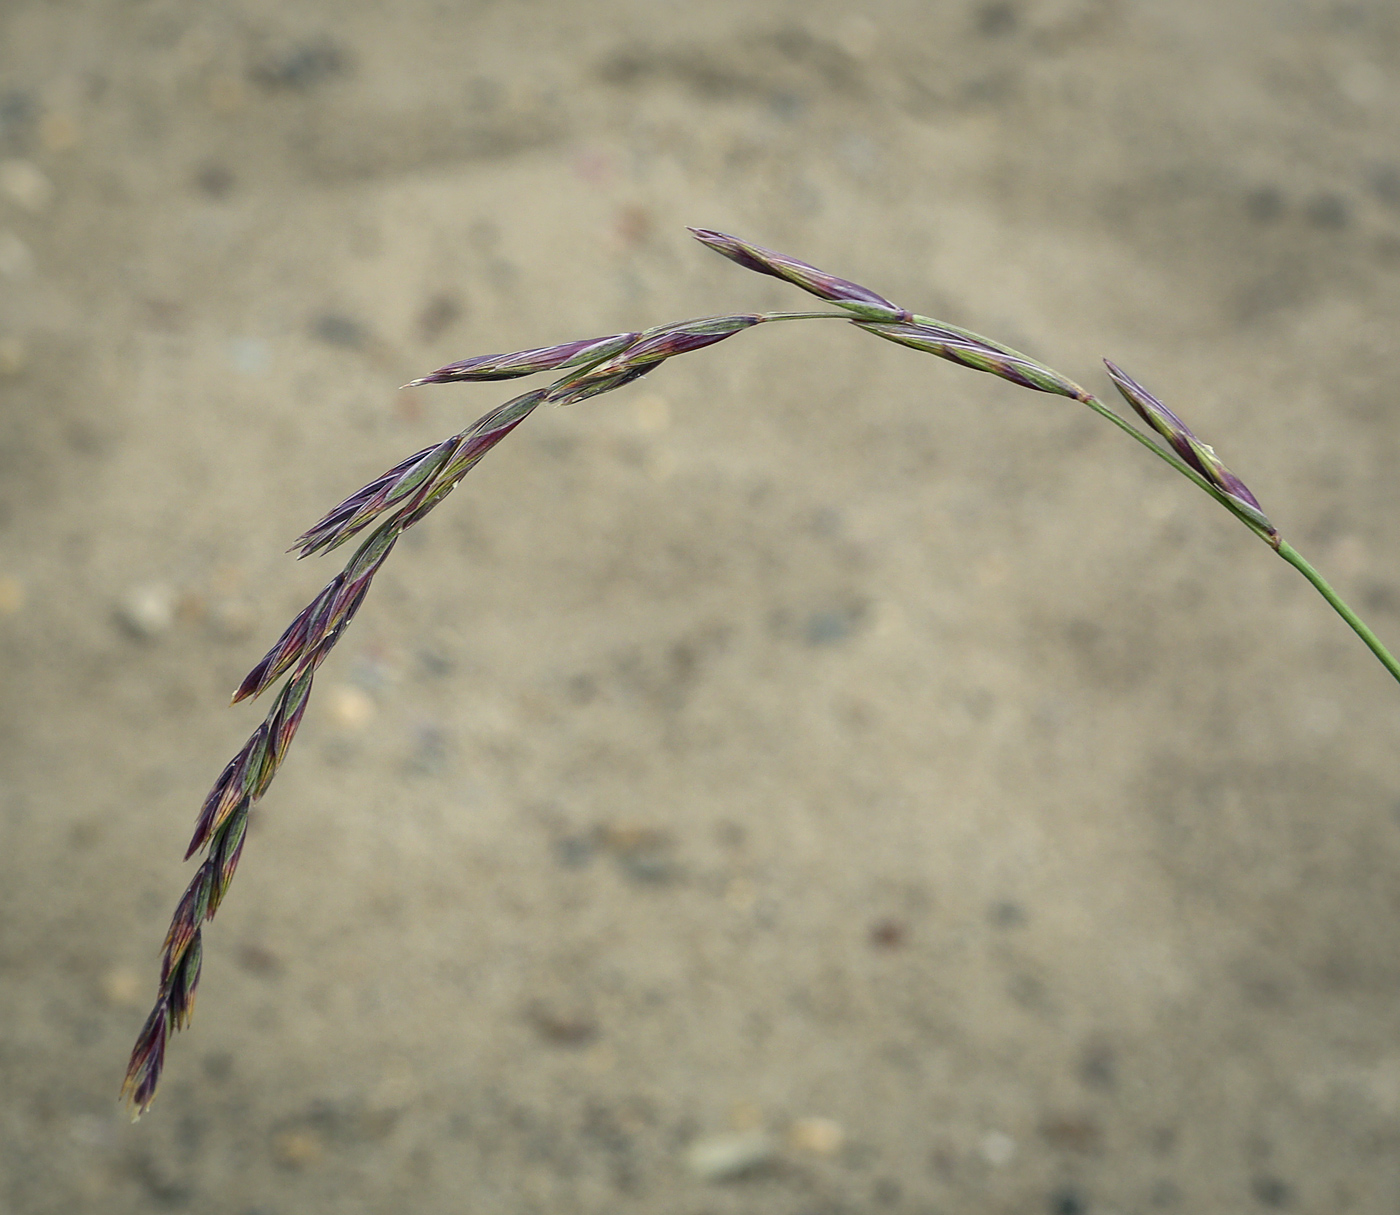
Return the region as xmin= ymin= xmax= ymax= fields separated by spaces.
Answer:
xmin=1083 ymin=389 xmax=1400 ymax=685
xmin=1275 ymin=541 xmax=1400 ymax=686
xmin=1081 ymin=387 xmax=1400 ymax=685
xmin=757 ymin=311 xmax=863 ymax=323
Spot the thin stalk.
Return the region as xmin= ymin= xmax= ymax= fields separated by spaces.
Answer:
xmin=1077 ymin=392 xmax=1279 ymax=545
xmin=756 ymin=311 xmax=861 ymax=323
xmin=1079 ymin=388 xmax=1398 ymax=683
xmin=1276 ymin=541 xmax=1400 ymax=686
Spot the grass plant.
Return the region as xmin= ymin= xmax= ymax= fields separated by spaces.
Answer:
xmin=123 ymin=227 xmax=1400 ymax=1116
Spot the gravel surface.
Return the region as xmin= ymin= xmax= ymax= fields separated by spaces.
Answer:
xmin=4 ymin=1 xmax=1400 ymax=1211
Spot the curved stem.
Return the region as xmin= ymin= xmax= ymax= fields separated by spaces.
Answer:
xmin=1076 ymin=393 xmax=1278 ymax=545
xmin=756 ymin=311 xmax=865 ymax=323
xmin=780 ymin=308 xmax=1400 ymax=686
xmin=1275 ymin=541 xmax=1400 ymax=686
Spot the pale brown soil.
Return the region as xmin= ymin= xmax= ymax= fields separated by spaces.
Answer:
xmin=4 ymin=2 xmax=1400 ymax=1212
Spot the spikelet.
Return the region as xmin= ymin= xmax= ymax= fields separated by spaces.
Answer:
xmin=1105 ymin=360 xmax=1277 ymax=542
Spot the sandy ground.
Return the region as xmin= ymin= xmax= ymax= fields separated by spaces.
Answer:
xmin=4 ymin=0 xmax=1400 ymax=1211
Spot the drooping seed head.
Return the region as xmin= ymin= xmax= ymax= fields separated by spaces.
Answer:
xmin=689 ymin=228 xmax=909 ymax=321
xmin=1104 ymin=360 xmax=1276 ymax=539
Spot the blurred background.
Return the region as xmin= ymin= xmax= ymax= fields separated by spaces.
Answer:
xmin=4 ymin=0 xmax=1400 ymax=1211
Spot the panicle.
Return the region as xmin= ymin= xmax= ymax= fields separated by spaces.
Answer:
xmin=688 ymin=228 xmax=908 ymax=321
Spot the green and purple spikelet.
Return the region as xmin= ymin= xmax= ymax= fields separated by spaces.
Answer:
xmin=124 ymin=227 xmax=1281 ymax=1116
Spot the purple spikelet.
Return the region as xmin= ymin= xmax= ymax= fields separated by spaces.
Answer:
xmin=1104 ymin=360 xmax=1277 ymax=542
xmin=552 ymin=315 xmax=763 ymax=398
xmin=408 ymin=331 xmax=640 ymax=385
xmin=856 ymin=320 xmax=1092 ymax=401
xmin=689 ymin=228 xmax=909 ymax=321
xmin=231 ymin=575 xmax=342 ymax=704
xmin=121 ymin=1000 xmax=168 ymax=1114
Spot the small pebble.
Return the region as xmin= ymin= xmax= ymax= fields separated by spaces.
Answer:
xmin=116 ymin=584 xmax=175 ymax=639
xmin=0 ymin=230 xmax=34 ymax=280
xmin=1049 ymin=1185 xmax=1087 ymax=1215
xmin=0 ymin=335 xmax=25 ymax=376
xmin=631 ymin=392 xmax=670 ymax=433
xmin=272 ymin=1128 xmax=324 ymax=1168
xmin=600 ymin=822 xmax=671 ymax=856
xmin=236 ymin=943 xmax=282 ymax=976
xmin=207 ymin=74 xmax=247 ymax=113
xmin=980 ymin=1130 xmax=1016 ymax=1167
xmin=552 ymin=834 xmax=595 ymax=868
xmin=599 ymin=824 xmax=677 ymax=882
xmin=208 ymin=598 xmax=256 ymax=640
xmin=0 ymin=159 xmax=53 ymax=213
xmin=327 ymin=685 xmax=375 ymax=730
xmin=685 ymin=1130 xmax=775 ymax=1181
xmin=989 ymin=899 xmax=1027 ymax=928
xmin=0 ymin=575 xmax=24 ymax=614
xmin=804 ymin=604 xmax=864 ymax=645
xmin=228 ymin=337 xmax=270 ymax=375
xmin=250 ymin=41 xmax=345 ymax=91
xmin=310 ymin=312 xmax=367 ymax=349
xmin=1041 ymin=1114 xmax=1102 ymax=1153
xmin=1251 ymin=1176 xmax=1293 ymax=1208
xmin=416 ymin=293 xmax=462 ymax=341
xmin=100 ymin=966 xmax=142 ymax=1008
xmin=39 ymin=112 xmax=78 ymax=152
xmin=836 ymin=13 xmax=879 ymax=58
xmin=526 ymin=1001 xmax=597 ymax=1045
xmin=195 ymin=163 xmax=235 ymax=199
xmin=869 ymin=917 xmax=906 ymax=948
xmin=789 ymin=1116 xmax=844 ymax=1154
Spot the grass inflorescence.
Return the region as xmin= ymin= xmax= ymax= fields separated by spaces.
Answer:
xmin=122 ymin=226 xmax=1400 ymax=1116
